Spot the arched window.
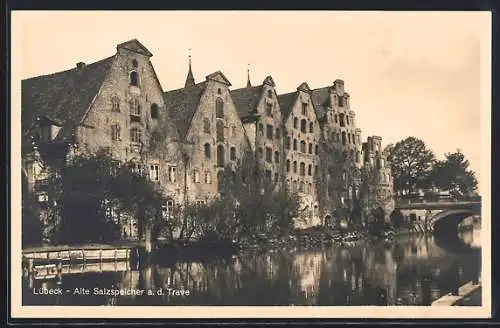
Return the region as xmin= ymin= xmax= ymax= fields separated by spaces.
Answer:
xmin=276 ymin=128 xmax=281 ymax=139
xmin=308 ymin=182 xmax=312 ymax=194
xmin=335 ymin=114 xmax=338 ymax=123
xmin=376 ymin=158 xmax=381 ymax=169
xmin=217 ymin=88 xmax=222 ymax=95
xmin=267 ymin=90 xmax=272 ymax=98
xmin=150 ymin=103 xmax=159 ymax=119
xmin=259 ymin=123 xmax=264 ymax=136
xmin=216 ymin=98 xmax=224 ymax=118
xmin=308 ymin=143 xmax=313 ymax=154
xmin=286 ymin=159 xmax=291 ymax=172
xmin=204 ymin=171 xmax=212 ymax=184
xmin=308 ymin=164 xmax=312 ymax=176
xmin=293 ymin=161 xmax=297 ymax=173
xmin=336 ymin=132 xmax=340 ymax=141
xmin=309 ymin=122 xmax=314 ymax=133
xmin=275 ymin=151 xmax=279 ymax=163
xmin=299 ymin=162 xmax=305 ymax=176
xmin=339 ymin=113 xmax=345 ymax=127
xmin=216 ymin=120 xmax=224 ymax=142
xmin=346 ymin=116 xmax=350 ymax=125
xmin=299 ymin=181 xmax=305 ymax=193
xmin=356 ymin=151 xmax=360 ymax=163
xmin=286 ymin=136 xmax=291 ymax=149
xmin=294 ymin=118 xmax=298 ymax=129
xmin=315 ymin=145 xmax=319 ymax=155
xmin=341 ymin=131 xmax=347 ymax=145
xmin=203 ymin=117 xmax=211 ymax=133
xmin=217 ymin=145 xmax=225 ymax=167
xmin=230 ymin=147 xmax=237 ymax=161
xmin=293 ymin=139 xmax=298 ymax=151
xmin=300 ymin=141 xmax=306 ymax=153
xmin=132 ymin=59 xmax=138 ymax=68
xmin=204 ymin=143 xmax=211 ymax=159
xmin=300 ymin=119 xmax=307 ymax=133
xmin=130 ymin=71 xmax=138 ymax=87
xmin=193 ymin=168 xmax=200 ymax=183
xmin=292 ymin=180 xmax=297 ymax=193
xmin=348 ymin=134 xmax=351 ymax=144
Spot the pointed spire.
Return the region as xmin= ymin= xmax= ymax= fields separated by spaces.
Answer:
xmin=184 ymin=48 xmax=195 ymax=88
xmin=246 ymin=63 xmax=252 ymax=88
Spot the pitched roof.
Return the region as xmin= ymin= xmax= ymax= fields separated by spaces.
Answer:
xmin=311 ymin=86 xmax=332 ymax=121
xmin=163 ymin=82 xmax=207 ymax=139
xmin=277 ymin=91 xmax=298 ymax=120
xmin=230 ymin=85 xmax=263 ymax=119
xmin=116 ymin=39 xmax=153 ymax=57
xmin=21 ymin=55 xmax=115 ymax=140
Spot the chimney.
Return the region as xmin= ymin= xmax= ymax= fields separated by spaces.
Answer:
xmin=76 ymin=62 xmax=86 ymax=69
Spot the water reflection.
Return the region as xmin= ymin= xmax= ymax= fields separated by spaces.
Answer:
xmin=23 ymin=229 xmax=481 ymax=306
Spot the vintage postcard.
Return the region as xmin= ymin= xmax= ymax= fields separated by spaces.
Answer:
xmin=10 ymin=11 xmax=492 ymax=319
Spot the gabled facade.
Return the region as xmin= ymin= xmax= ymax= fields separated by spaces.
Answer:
xmin=164 ymin=70 xmax=252 ymax=203
xmin=231 ymin=75 xmax=284 ymax=188
xmin=278 ymin=82 xmax=322 ymax=228
xmin=22 ymin=39 xmax=184 ymax=238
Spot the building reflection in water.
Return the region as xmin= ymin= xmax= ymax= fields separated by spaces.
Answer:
xmin=22 ymin=228 xmax=481 ymax=306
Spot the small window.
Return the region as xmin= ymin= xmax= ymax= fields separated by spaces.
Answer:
xmin=217 ymin=88 xmax=222 ymax=95
xmin=150 ymin=164 xmax=160 ymax=181
xmin=308 ymin=164 xmax=312 ymax=176
xmin=205 ymin=171 xmax=212 ymax=184
xmin=266 ymin=124 xmax=274 ymax=139
xmin=299 ymin=181 xmax=305 ymax=193
xmin=302 ymin=103 xmax=307 ymax=115
xmin=267 ymin=90 xmax=272 ymax=98
xmin=216 ymin=98 xmax=224 ymax=118
xmin=293 ymin=139 xmax=298 ymax=151
xmin=132 ymin=59 xmax=138 ymax=68
xmin=130 ymin=98 xmax=141 ymax=117
xmin=259 ymin=123 xmax=264 ymax=136
xmin=300 ymin=162 xmax=305 ymax=176
xmin=294 ymin=118 xmax=298 ymax=129
xmin=300 ymin=119 xmax=307 ymax=133
xmin=274 ymin=151 xmax=279 ymax=164
xmin=286 ymin=137 xmax=291 ymax=149
xmin=335 ymin=114 xmax=338 ymax=124
xmin=300 ymin=141 xmax=306 ymax=153
xmin=341 ymin=132 xmax=347 ymax=145
xmin=265 ymin=147 xmax=272 ymax=163
xmin=315 ymin=145 xmax=319 ymax=155
xmin=130 ymin=127 xmax=142 ymax=144
xmin=204 ymin=143 xmax=211 ymax=159
xmin=339 ymin=114 xmax=345 ymax=127
xmin=230 ymin=147 xmax=237 ymax=161
xmin=111 ymin=96 xmax=120 ymax=112
xmin=276 ymin=128 xmax=281 ymax=139
xmin=216 ymin=120 xmax=224 ymax=142
xmin=338 ymin=96 xmax=344 ymax=107
xmin=308 ymin=143 xmax=313 ymax=154
xmin=150 ymin=103 xmax=159 ymax=119
xmin=193 ymin=169 xmax=200 ymax=183
xmin=286 ymin=159 xmax=291 ymax=172
xmin=130 ymin=71 xmax=139 ymax=87
xmin=309 ymin=122 xmax=314 ymax=133
xmin=266 ymin=103 xmax=273 ymax=116
xmin=203 ymin=117 xmax=211 ymax=133
xmin=348 ymin=134 xmax=352 ymax=144
xmin=217 ymin=145 xmax=225 ymax=167
xmin=293 ymin=161 xmax=297 ymax=174
xmin=168 ymin=166 xmax=177 ymax=183
xmin=111 ymin=124 xmax=121 ymax=141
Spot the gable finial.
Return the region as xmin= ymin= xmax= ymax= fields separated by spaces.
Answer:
xmin=246 ymin=63 xmax=252 ymax=88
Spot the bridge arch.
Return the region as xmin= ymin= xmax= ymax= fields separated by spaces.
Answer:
xmin=429 ymin=209 xmax=478 ymax=233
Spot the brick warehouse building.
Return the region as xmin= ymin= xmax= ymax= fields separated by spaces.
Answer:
xmin=21 ymin=39 xmax=394 ymax=239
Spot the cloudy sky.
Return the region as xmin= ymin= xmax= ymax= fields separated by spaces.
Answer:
xmin=13 ymin=11 xmax=490 ymax=192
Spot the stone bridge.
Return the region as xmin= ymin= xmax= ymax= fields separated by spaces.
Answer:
xmin=394 ymin=196 xmax=482 ymax=235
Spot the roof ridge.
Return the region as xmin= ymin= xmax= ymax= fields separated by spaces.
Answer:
xmin=22 ymin=55 xmax=116 ymax=82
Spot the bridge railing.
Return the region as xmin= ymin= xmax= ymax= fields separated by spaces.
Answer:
xmin=395 ymin=195 xmax=481 ymax=205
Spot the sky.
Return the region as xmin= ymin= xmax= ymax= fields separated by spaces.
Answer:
xmin=13 ymin=11 xmax=490 ymax=192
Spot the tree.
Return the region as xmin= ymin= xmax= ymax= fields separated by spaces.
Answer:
xmin=21 ymin=172 xmax=43 ymax=247
xmin=384 ymin=137 xmax=436 ymax=195
xmin=45 ymin=149 xmax=166 ymax=245
xmin=429 ymin=150 xmax=478 ymax=197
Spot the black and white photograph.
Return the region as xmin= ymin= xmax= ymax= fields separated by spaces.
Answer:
xmin=11 ymin=10 xmax=491 ymax=319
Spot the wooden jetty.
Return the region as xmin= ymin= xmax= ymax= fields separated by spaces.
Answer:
xmin=22 ymin=244 xmax=140 ymax=277
xmin=431 ymin=281 xmax=481 ymax=306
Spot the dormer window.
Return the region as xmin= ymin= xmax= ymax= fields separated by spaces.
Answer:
xmin=130 ymin=71 xmax=139 ymax=87
xmin=150 ymin=103 xmax=159 ymax=119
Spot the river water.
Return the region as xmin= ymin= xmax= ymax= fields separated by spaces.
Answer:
xmin=22 ymin=228 xmax=481 ymax=306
